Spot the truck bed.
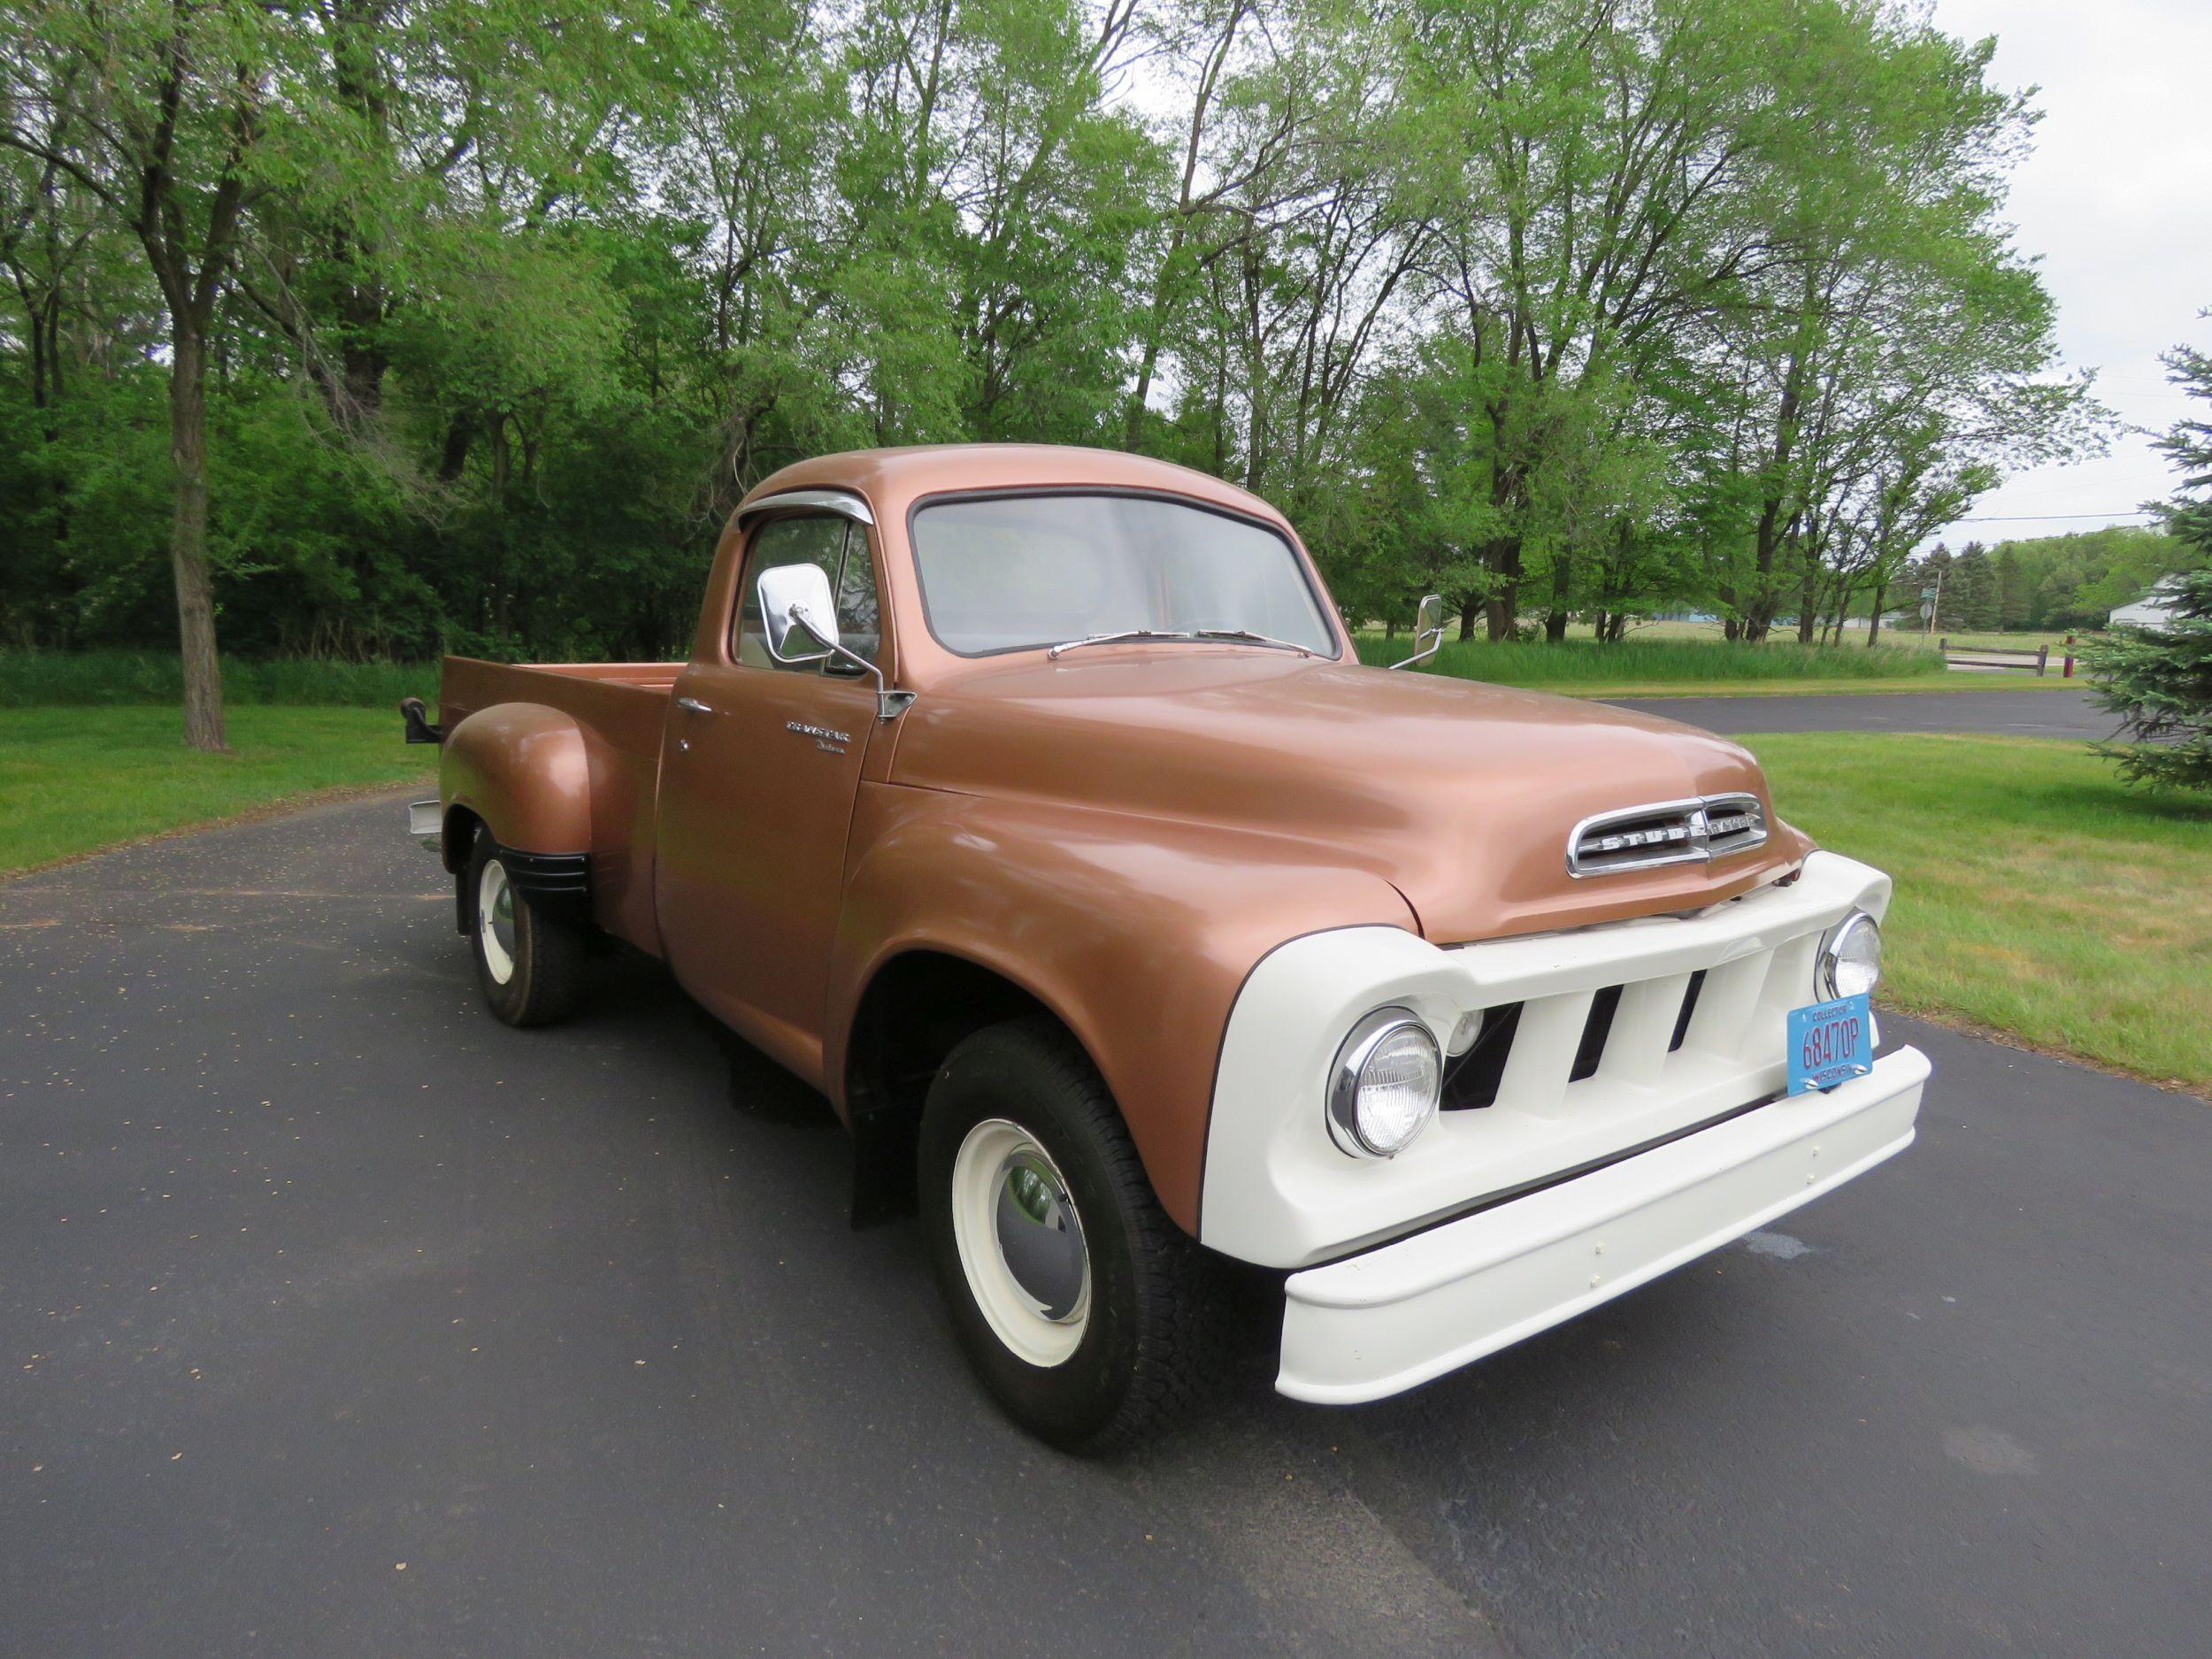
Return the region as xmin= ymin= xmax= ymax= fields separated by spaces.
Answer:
xmin=439 ymin=657 xmax=682 ymax=955
xmin=439 ymin=657 xmax=681 ymax=752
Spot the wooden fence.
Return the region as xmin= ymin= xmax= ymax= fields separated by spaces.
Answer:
xmin=1938 ymin=639 xmax=2077 ymax=678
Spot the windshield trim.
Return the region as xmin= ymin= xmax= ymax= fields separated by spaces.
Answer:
xmin=902 ymin=485 xmax=1346 ymax=663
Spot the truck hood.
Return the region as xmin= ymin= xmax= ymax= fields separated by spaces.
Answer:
xmin=889 ymin=649 xmax=1813 ymax=942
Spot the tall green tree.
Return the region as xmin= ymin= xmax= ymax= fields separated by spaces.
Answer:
xmin=0 ymin=0 xmax=2107 ymax=674
xmin=1 ymin=0 xmax=317 ymax=746
xmin=2085 ymin=336 xmax=2212 ymax=794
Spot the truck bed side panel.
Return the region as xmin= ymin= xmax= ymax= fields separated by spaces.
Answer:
xmin=438 ymin=657 xmax=679 ymax=955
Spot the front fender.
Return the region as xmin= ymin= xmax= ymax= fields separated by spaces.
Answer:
xmin=440 ymin=703 xmax=594 ymax=864
xmin=828 ymin=784 xmax=1419 ymax=1235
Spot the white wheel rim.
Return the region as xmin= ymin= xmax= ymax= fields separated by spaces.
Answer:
xmin=478 ymin=858 xmax=517 ymax=985
xmin=950 ymin=1118 xmax=1091 ymax=1368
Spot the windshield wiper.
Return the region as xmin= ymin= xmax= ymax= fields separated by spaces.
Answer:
xmin=1045 ymin=627 xmax=1200 ymax=659
xmin=1189 ymin=626 xmax=1316 ymax=657
xmin=1046 ymin=626 xmax=1318 ymax=660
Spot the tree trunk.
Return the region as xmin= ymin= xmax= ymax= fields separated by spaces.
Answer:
xmin=1545 ymin=552 xmax=1572 ymax=642
xmin=436 ymin=413 xmax=474 ymax=482
xmin=167 ymin=325 xmax=227 ymax=752
xmin=1866 ymin=579 xmax=1886 ymax=649
xmin=1482 ymin=534 xmax=1522 ymax=641
xmin=1744 ymin=498 xmax=1783 ymax=643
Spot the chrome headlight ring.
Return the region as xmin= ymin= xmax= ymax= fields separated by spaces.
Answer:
xmin=1819 ymin=910 xmax=1884 ymax=1001
xmin=1326 ymin=1007 xmax=1442 ymax=1160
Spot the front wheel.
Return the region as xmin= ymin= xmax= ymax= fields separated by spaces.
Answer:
xmin=918 ymin=1018 xmax=1219 ymax=1452
xmin=465 ymin=830 xmax=585 ymax=1027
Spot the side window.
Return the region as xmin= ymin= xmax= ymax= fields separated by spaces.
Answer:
xmin=734 ymin=516 xmax=856 ymax=672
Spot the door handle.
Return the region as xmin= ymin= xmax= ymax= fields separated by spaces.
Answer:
xmin=675 ymin=696 xmax=712 ymax=715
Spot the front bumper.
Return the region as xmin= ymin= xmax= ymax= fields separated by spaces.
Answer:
xmin=1276 ymin=1043 xmax=1929 ymax=1404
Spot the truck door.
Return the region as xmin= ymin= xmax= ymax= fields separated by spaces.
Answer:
xmin=655 ymin=510 xmax=888 ymax=1083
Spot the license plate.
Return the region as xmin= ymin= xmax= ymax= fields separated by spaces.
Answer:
xmin=1787 ymin=993 xmax=1873 ymax=1096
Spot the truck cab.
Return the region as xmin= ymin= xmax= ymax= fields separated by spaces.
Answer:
xmin=409 ymin=443 xmax=1929 ymax=1449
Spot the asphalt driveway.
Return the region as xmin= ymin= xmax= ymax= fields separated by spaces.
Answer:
xmin=4 ymin=793 xmax=2206 ymax=1657
xmin=1604 ymin=686 xmax=2112 ymax=737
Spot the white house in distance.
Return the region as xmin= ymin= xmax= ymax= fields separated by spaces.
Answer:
xmin=2108 ymin=575 xmax=2186 ymax=630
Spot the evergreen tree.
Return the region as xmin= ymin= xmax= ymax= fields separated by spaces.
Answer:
xmin=1947 ymin=544 xmax=1998 ymax=630
xmin=1996 ymin=546 xmax=2029 ymax=629
xmin=2085 ymin=338 xmax=2212 ymax=794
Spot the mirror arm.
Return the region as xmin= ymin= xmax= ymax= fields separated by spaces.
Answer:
xmin=1390 ymin=635 xmax=1443 ymax=671
xmin=787 ymin=603 xmax=915 ymax=721
xmin=1388 ymin=594 xmax=1448 ymax=672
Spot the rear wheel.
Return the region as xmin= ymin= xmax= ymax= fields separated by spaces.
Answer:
xmin=465 ymin=829 xmax=585 ymax=1027
xmin=918 ymin=1018 xmax=1218 ymax=1453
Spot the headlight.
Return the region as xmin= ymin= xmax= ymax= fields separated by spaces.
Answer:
xmin=1819 ymin=911 xmax=1883 ymax=1000
xmin=1326 ymin=1008 xmax=1440 ymax=1158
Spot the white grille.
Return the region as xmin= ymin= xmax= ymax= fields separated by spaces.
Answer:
xmin=1197 ymin=850 xmax=1892 ymax=1270
xmin=1443 ymin=929 xmax=1822 ymax=1119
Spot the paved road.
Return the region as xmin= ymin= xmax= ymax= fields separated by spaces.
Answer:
xmin=1604 ymin=686 xmax=2112 ymax=738
xmin=5 ymin=795 xmax=2207 ymax=1658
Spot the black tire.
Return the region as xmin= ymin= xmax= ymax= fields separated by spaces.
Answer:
xmin=465 ymin=829 xmax=586 ymax=1028
xmin=918 ymin=1018 xmax=1219 ymax=1453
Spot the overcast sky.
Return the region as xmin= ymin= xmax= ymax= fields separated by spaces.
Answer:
xmin=1926 ymin=0 xmax=2212 ymax=545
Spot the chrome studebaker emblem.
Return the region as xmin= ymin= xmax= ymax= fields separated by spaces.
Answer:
xmin=1567 ymin=794 xmax=1768 ymax=878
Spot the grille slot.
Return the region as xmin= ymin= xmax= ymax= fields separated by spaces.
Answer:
xmin=1669 ymin=969 xmax=1707 ymax=1052
xmin=1442 ymin=1002 xmax=1521 ymax=1110
xmin=1569 ymin=985 xmax=1623 ymax=1081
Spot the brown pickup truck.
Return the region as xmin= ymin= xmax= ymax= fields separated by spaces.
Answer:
xmin=403 ymin=442 xmax=1929 ymax=1450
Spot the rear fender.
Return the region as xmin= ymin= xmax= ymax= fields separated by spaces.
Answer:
xmin=439 ymin=703 xmax=594 ymax=864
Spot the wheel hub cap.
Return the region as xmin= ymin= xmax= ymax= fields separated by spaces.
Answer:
xmin=993 ymin=1152 xmax=1087 ymax=1322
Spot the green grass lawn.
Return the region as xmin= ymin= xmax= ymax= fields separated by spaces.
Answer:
xmin=1748 ymin=733 xmax=2212 ymax=1094
xmin=1352 ymin=625 xmax=2098 ymax=695
xmin=0 ymin=706 xmax=433 ymax=874
xmin=1521 ymin=619 xmax=2096 ymax=656
xmin=1353 ymin=630 xmax=2097 ymax=695
xmin=1359 ymin=632 xmax=1955 ymax=689
xmin=1556 ymin=674 xmax=2085 ymax=699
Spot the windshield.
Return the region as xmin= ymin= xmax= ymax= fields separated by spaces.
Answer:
xmin=908 ymin=493 xmax=1340 ymax=658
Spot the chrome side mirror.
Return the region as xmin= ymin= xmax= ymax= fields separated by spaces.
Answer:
xmin=1389 ymin=593 xmax=1448 ymax=671
xmin=754 ymin=560 xmax=913 ymax=721
xmin=757 ymin=562 xmax=840 ymax=664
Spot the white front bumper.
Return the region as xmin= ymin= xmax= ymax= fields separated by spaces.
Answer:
xmin=1276 ymin=1043 xmax=1929 ymax=1404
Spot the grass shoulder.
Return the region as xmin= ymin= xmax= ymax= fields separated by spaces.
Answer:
xmin=1552 ymin=675 xmax=2085 ymax=699
xmin=1357 ymin=633 xmax=1954 ymax=688
xmin=1 ymin=706 xmax=431 ymax=875
xmin=1747 ymin=733 xmax=2212 ymax=1096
